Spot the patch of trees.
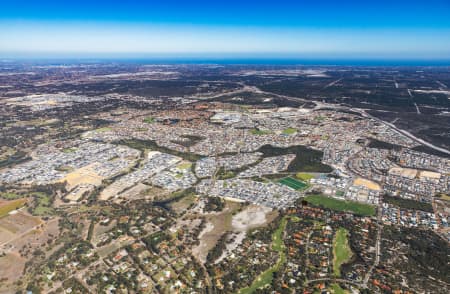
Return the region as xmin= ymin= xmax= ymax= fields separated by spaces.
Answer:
xmin=383 ymin=226 xmax=450 ymax=283
xmin=204 ymin=196 xmax=225 ymax=212
xmin=143 ymin=231 xmax=171 ymax=253
xmin=257 ymin=144 xmax=333 ymax=173
xmin=383 ymin=195 xmax=433 ymax=212
xmin=115 ymin=138 xmax=202 ymax=161
xmin=206 ymin=231 xmax=230 ymax=264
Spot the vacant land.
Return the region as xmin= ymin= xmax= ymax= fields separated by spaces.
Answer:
xmin=353 ymin=177 xmax=381 ymax=191
xmin=0 ymin=212 xmax=41 ymax=245
xmin=62 ymin=164 xmax=104 ymax=190
xmin=0 ymin=253 xmax=26 ymax=290
xmin=333 ymin=228 xmax=352 ymax=277
xmin=168 ymin=193 xmax=198 ymax=214
xmin=305 ymin=195 xmax=376 ymax=216
xmin=192 ymin=201 xmax=242 ymax=263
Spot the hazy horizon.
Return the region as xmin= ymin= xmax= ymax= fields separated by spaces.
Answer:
xmin=1 ymin=1 xmax=450 ymax=60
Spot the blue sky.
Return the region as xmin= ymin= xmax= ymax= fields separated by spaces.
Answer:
xmin=1 ymin=0 xmax=450 ymax=59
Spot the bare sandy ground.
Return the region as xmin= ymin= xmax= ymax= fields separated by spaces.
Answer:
xmin=215 ymin=205 xmax=274 ymax=263
xmin=193 ymin=204 xmax=277 ymax=264
xmin=231 ymin=205 xmax=273 ymax=231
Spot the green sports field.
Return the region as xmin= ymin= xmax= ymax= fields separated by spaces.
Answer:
xmin=278 ymin=177 xmax=308 ymax=190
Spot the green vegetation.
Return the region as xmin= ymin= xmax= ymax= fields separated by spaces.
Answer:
xmin=143 ymin=116 xmax=155 ymax=123
xmin=330 ymin=283 xmax=348 ymax=294
xmin=177 ymin=162 xmax=192 ymax=170
xmin=315 ymin=115 xmax=326 ymax=122
xmin=383 ymin=195 xmax=433 ymax=212
xmin=62 ymin=147 xmax=78 ymax=153
xmin=0 ymin=151 xmax=30 ymax=169
xmin=296 ymin=172 xmax=314 ymax=181
xmin=30 ymin=192 xmax=55 ymax=216
xmin=116 ymin=139 xmax=202 ymax=161
xmin=55 ymin=165 xmax=74 ymax=172
xmin=257 ymin=144 xmax=333 ymax=173
xmin=154 ymin=187 xmax=197 ymax=210
xmin=170 ymin=135 xmax=204 ymax=147
xmin=239 ymin=217 xmax=288 ymax=294
xmin=437 ymin=193 xmax=450 ymax=201
xmin=278 ymin=177 xmax=308 ymax=190
xmin=282 ymin=128 xmax=297 ymax=135
xmin=367 ymin=138 xmax=402 ymax=150
xmin=333 ymin=228 xmax=352 ymax=277
xmin=204 ymin=196 xmax=225 ymax=212
xmin=305 ymin=194 xmax=376 ymax=216
xmin=0 ymin=198 xmax=27 ymax=217
xmin=250 ymin=129 xmax=271 ymax=135
xmin=143 ymin=231 xmax=170 ymax=253
xmin=0 ymin=192 xmax=22 ymax=200
xmin=95 ymin=127 xmax=112 ymax=132
xmin=336 ymin=190 xmax=345 ymax=197
xmin=216 ymin=167 xmax=236 ymax=180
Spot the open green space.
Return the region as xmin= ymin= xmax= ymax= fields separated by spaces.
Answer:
xmin=30 ymin=192 xmax=55 ymax=216
xmin=250 ymin=129 xmax=271 ymax=135
xmin=333 ymin=228 xmax=352 ymax=277
xmin=0 ymin=192 xmax=22 ymax=200
xmin=239 ymin=217 xmax=288 ymax=294
xmin=282 ymin=128 xmax=297 ymax=135
xmin=278 ymin=177 xmax=308 ymax=190
xmin=0 ymin=198 xmax=27 ymax=218
xmin=143 ymin=116 xmax=155 ymax=123
xmin=62 ymin=147 xmax=78 ymax=153
xmin=304 ymin=194 xmax=375 ymax=216
xmin=296 ymin=172 xmax=314 ymax=181
xmin=177 ymin=162 xmax=192 ymax=170
xmin=95 ymin=127 xmax=112 ymax=133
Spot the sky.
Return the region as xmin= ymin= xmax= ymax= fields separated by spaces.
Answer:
xmin=1 ymin=0 xmax=450 ymax=60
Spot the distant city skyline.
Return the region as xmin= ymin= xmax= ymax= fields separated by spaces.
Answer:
xmin=1 ymin=0 xmax=450 ymax=60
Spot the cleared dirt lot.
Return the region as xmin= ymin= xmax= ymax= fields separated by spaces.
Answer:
xmin=192 ymin=201 xmax=241 ymax=263
xmin=0 ymin=211 xmax=41 ymax=244
xmin=62 ymin=163 xmax=103 ymax=190
xmin=0 ymin=253 xmax=26 ymax=292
